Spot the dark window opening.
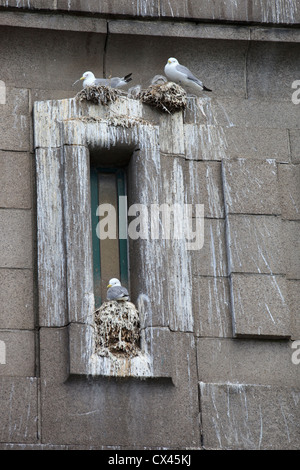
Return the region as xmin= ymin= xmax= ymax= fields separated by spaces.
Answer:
xmin=90 ymin=166 xmax=129 ymax=308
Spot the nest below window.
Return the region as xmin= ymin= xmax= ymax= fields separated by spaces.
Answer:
xmin=140 ymin=81 xmax=187 ymax=114
xmin=75 ymin=85 xmax=121 ymax=106
xmin=94 ymin=300 xmax=140 ymax=358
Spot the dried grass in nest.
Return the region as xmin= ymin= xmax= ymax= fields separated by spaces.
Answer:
xmin=140 ymin=81 xmax=187 ymax=114
xmin=75 ymin=85 xmax=120 ymax=106
xmin=94 ymin=300 xmax=140 ymax=358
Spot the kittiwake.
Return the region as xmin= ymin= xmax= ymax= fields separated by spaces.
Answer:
xmin=107 ymin=278 xmax=129 ymax=301
xmin=164 ymin=58 xmax=212 ymax=93
xmin=73 ymin=71 xmax=133 ymax=89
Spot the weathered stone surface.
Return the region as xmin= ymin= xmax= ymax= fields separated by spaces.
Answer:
xmin=2 ymin=0 xmax=300 ymax=25
xmin=0 ymin=209 xmax=32 ymax=268
xmin=31 ymin=87 xmax=76 ymax=103
xmin=224 ymin=126 xmax=289 ymax=162
xmin=200 ymin=382 xmax=300 ymax=449
xmin=0 ymin=330 xmax=35 ymax=376
xmin=287 ymin=280 xmax=300 ymax=340
xmin=222 ymin=158 xmax=280 ymax=215
xmin=0 ymin=377 xmax=38 ymax=443
xmin=247 ymin=42 xmax=300 ymax=101
xmin=250 ymin=0 xmax=300 ymax=24
xmin=230 ymin=273 xmax=290 ymax=338
xmin=0 ymin=27 xmax=105 ymax=91
xmin=183 ymin=160 xmax=224 ymax=218
xmin=284 ymin=220 xmax=300 ymax=279
xmin=57 ymin=0 xmax=159 ymax=16
xmin=251 ymin=27 xmax=300 ymax=43
xmin=159 ymin=112 xmax=185 ymax=155
xmin=226 ymin=215 xmax=284 ymax=275
xmin=0 ymin=269 xmax=34 ymax=329
xmin=130 ymin=153 xmax=194 ymax=333
xmin=35 ymin=148 xmax=67 ymax=327
xmin=0 ymin=0 xmax=56 ymax=8
xmin=64 ymin=145 xmax=94 ymax=324
xmin=0 ymin=9 xmax=107 ymax=34
xmin=278 ymin=164 xmax=300 ymax=220
xmin=160 ymin=0 xmax=249 ymax=22
xmin=184 ymin=123 xmax=228 ymax=161
xmin=0 ymin=151 xmax=31 ymax=209
xmin=197 ymin=338 xmax=299 ymax=386
xmin=289 ymin=129 xmax=300 ymax=163
xmin=161 ymin=0 xmax=300 ymax=24
xmin=212 ymin=98 xmax=300 ymax=129
xmin=185 ymin=124 xmax=290 ymax=162
xmin=183 ymin=96 xmax=214 ymax=125
xmin=109 ymin=18 xmax=251 ymax=42
xmin=0 ymin=87 xmax=30 ymax=151
xmin=193 ymin=277 xmax=232 ymax=337
xmin=190 ymin=219 xmax=227 ymax=277
xmin=40 ymin=327 xmax=200 ymax=447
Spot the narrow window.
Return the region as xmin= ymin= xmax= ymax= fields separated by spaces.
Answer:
xmin=90 ymin=166 xmax=129 ymax=308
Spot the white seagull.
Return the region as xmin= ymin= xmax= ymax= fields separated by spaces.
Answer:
xmin=73 ymin=71 xmax=132 ymax=89
xmin=106 ymin=278 xmax=129 ymax=301
xmin=164 ymin=57 xmax=212 ymax=93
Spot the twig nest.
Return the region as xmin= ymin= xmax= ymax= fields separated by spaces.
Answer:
xmin=94 ymin=300 xmax=140 ymax=358
xmin=140 ymin=81 xmax=187 ymax=114
xmin=75 ymin=85 xmax=120 ymax=105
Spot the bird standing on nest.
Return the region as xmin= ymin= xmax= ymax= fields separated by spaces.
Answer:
xmin=107 ymin=278 xmax=130 ymax=301
xmin=164 ymin=57 xmax=212 ymax=93
xmin=73 ymin=71 xmax=132 ymax=89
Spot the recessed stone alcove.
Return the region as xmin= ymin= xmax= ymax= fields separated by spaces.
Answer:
xmin=34 ymin=94 xmax=190 ymax=379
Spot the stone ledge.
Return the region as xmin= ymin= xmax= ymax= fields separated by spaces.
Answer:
xmin=1 ymin=0 xmax=300 ymax=27
xmin=0 ymin=10 xmax=300 ymax=43
xmin=69 ymin=322 xmax=175 ymax=381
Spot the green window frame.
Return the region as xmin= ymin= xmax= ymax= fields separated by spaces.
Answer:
xmin=90 ymin=167 xmax=129 ymax=308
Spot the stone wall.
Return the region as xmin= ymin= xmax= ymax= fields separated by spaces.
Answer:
xmin=0 ymin=1 xmax=299 ymax=450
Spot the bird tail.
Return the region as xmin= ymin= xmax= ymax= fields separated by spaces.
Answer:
xmin=203 ymin=85 xmax=212 ymax=92
xmin=123 ymin=73 xmax=133 ymax=83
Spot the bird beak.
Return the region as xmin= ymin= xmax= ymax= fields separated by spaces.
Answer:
xmin=168 ymin=59 xmax=171 ymax=63
xmin=107 ymin=284 xmax=112 ymax=288
xmin=80 ymin=76 xmax=84 ymax=80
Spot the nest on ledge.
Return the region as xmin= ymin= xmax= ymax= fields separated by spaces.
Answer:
xmin=75 ymin=85 xmax=121 ymax=106
xmin=140 ymin=81 xmax=187 ymax=114
xmin=94 ymin=300 xmax=140 ymax=358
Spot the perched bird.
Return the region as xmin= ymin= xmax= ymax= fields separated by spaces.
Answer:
xmin=128 ymin=84 xmax=142 ymax=99
xmin=73 ymin=71 xmax=132 ymax=89
xmin=107 ymin=278 xmax=129 ymax=301
xmin=151 ymin=74 xmax=168 ymax=85
xmin=164 ymin=57 xmax=212 ymax=93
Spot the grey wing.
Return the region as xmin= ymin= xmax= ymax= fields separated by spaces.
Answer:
xmin=109 ymin=77 xmax=121 ymax=87
xmin=107 ymin=286 xmax=129 ymax=300
xmin=176 ymin=64 xmax=203 ymax=86
xmin=94 ymin=78 xmax=108 ymax=86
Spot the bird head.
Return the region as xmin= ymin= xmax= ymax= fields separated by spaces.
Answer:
xmin=107 ymin=278 xmax=121 ymax=288
xmin=80 ymin=71 xmax=94 ymax=81
xmin=167 ymin=58 xmax=178 ymax=65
